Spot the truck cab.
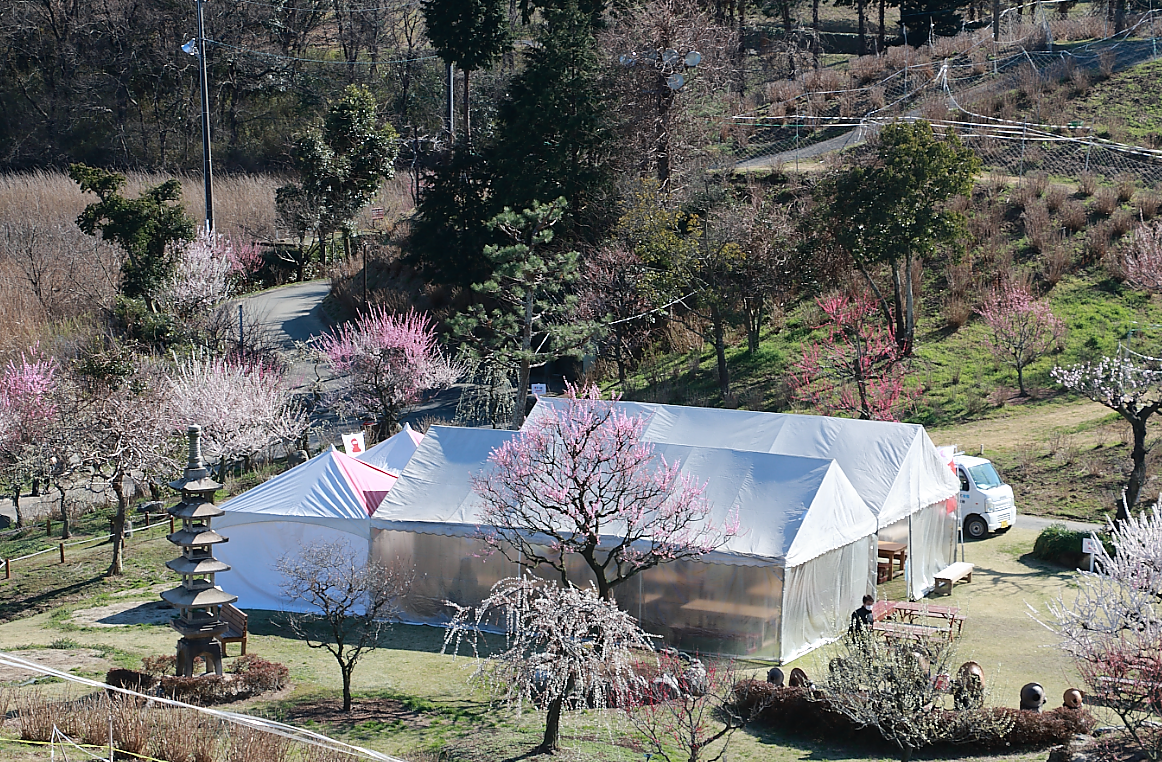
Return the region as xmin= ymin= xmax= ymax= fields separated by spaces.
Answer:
xmin=953 ymin=454 xmax=1016 ymax=539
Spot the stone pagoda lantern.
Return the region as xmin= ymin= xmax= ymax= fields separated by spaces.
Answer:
xmin=162 ymin=425 xmax=236 ymax=677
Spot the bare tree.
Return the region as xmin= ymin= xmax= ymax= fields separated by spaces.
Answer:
xmin=624 ymin=653 xmax=769 ymax=762
xmin=443 ymin=575 xmax=656 ymax=753
xmin=278 ymin=539 xmax=412 ymax=712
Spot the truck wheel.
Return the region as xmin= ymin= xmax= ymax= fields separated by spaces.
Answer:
xmin=964 ymin=516 xmax=988 ymax=540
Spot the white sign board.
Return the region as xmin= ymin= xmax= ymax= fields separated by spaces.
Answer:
xmin=1081 ymin=537 xmax=1101 ymax=555
xmin=342 ymin=432 xmax=366 ymax=456
xmin=530 ymin=383 xmax=547 ymax=396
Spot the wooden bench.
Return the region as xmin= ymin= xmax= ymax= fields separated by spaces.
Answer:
xmin=872 ymin=620 xmax=949 ymax=642
xmin=218 ymin=603 xmax=248 ymax=657
xmin=933 ymin=562 xmax=974 ymax=596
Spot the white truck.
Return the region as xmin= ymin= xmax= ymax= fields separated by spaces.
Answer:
xmin=951 ymin=453 xmax=1017 ymax=539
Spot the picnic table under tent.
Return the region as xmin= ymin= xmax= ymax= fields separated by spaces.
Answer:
xmin=370 ymin=425 xmax=879 ymax=662
xmin=213 ymin=448 xmax=398 ymax=612
xmin=527 ymin=400 xmax=960 ymax=600
xmin=356 ymin=423 xmax=425 ymax=474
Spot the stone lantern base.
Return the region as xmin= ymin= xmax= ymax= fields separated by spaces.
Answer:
xmin=176 ymin=636 xmax=224 ymax=677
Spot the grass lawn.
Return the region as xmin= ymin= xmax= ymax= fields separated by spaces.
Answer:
xmin=0 ymin=521 xmax=1097 ymax=761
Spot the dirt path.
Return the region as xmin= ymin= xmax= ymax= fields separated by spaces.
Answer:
xmin=928 ymin=399 xmax=1112 ymax=451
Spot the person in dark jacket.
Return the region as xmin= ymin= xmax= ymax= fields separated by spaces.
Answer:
xmin=850 ymin=594 xmax=875 ymax=633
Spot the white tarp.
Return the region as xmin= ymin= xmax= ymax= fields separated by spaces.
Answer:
xmin=357 ymin=423 xmax=425 ymax=475
xmin=214 ymin=449 xmax=398 ymax=611
xmin=526 ymin=400 xmax=959 ymax=528
xmin=371 ymin=426 xmax=877 ymax=567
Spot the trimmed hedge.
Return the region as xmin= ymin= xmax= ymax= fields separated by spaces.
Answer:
xmin=1032 ymin=523 xmax=1113 ymax=568
xmin=732 ymin=682 xmax=1096 ymax=752
xmin=107 ymin=654 xmax=289 ymax=706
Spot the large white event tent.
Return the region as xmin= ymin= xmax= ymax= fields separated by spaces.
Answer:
xmin=527 ymin=400 xmax=960 ymax=600
xmin=357 ymin=423 xmax=424 ymax=474
xmin=370 ymin=425 xmax=880 ymax=662
xmin=214 ymin=447 xmax=399 ymax=611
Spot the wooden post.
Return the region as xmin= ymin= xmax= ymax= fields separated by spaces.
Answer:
xmin=4 ymin=559 xmax=10 ymax=580
xmin=46 ymin=517 xmax=52 ymax=536
xmin=169 ymin=516 xmax=176 ymax=533
xmin=144 ymin=513 xmax=150 ymax=528
xmin=59 ymin=543 xmax=65 ymax=564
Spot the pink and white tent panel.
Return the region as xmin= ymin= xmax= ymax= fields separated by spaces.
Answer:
xmin=214 ymin=448 xmax=398 ymax=611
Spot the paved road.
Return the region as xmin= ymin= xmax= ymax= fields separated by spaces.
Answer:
xmin=1015 ymin=513 xmax=1101 ymax=534
xmin=237 ymin=279 xmax=332 ymax=351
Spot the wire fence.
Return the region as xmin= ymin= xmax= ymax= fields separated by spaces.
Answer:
xmin=719 ymin=8 xmax=1162 ymax=186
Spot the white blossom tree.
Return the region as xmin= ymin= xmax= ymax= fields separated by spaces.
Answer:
xmin=1045 ymin=507 xmax=1162 ymax=759
xmin=1052 ymin=357 xmax=1162 ymax=521
xmin=59 ymin=345 xmax=178 ymax=575
xmin=162 ymin=229 xmax=236 ymax=318
xmin=319 ymin=307 xmax=461 ymax=440
xmin=164 ymin=354 xmax=308 ymax=466
xmin=443 ymin=575 xmax=656 ymax=753
xmin=473 ymin=385 xmax=738 ymax=601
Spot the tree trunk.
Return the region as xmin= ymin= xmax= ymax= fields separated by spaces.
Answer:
xmin=540 ymin=674 xmax=575 ymax=752
xmin=711 ymin=304 xmax=730 ymax=398
xmin=511 ymin=290 xmax=536 ymax=430
xmin=12 ymin=489 xmax=22 ymax=528
xmin=878 ymin=0 xmax=886 ymax=51
xmin=812 ymin=0 xmax=821 ymax=66
xmin=858 ymin=0 xmax=867 ymax=55
xmin=108 ymin=476 xmax=128 ymax=576
xmin=903 ymin=255 xmax=915 ymax=356
xmin=1123 ymin=416 xmax=1149 ymax=523
xmin=342 ymin=663 xmax=354 ymax=712
xmin=1016 ymin=362 xmax=1027 ymax=397
xmin=463 ymin=68 xmax=472 ymax=145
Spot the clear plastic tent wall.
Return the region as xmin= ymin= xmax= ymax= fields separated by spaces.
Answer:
xmin=370 ymin=426 xmax=879 ymax=661
xmin=214 ymin=449 xmax=398 ymax=611
xmin=528 ymin=400 xmax=960 ymax=600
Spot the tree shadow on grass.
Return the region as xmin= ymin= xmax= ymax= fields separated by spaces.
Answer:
xmin=246 ymin=610 xmax=508 ymax=655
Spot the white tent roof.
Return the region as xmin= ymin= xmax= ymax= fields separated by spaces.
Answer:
xmin=527 ymin=400 xmax=958 ymax=528
xmin=217 ymin=448 xmax=398 ymax=525
xmin=357 ymin=423 xmax=424 ymax=474
xmin=371 ymin=426 xmax=877 ymax=567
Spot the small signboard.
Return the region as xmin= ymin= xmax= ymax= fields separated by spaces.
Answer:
xmin=342 ymin=432 xmax=366 ymax=456
xmin=370 ymin=207 xmax=385 ymax=221
xmin=1081 ymin=537 xmax=1101 ymax=555
xmin=530 ymin=383 xmax=547 ymax=396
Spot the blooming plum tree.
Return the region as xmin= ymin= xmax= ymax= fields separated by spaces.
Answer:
xmin=1122 ymin=220 xmax=1162 ymax=293
xmin=1052 ymin=357 xmax=1162 ymax=521
xmin=165 ymin=354 xmax=308 ymax=465
xmin=443 ymin=575 xmax=655 ymax=753
xmin=977 ymin=285 xmax=1064 ymax=398
xmin=320 ymin=307 xmax=461 ymax=439
xmin=163 ymin=229 xmax=263 ymax=317
xmin=0 ymin=345 xmax=59 ymax=527
xmin=791 ymin=291 xmax=912 ymax=421
xmin=472 ymin=385 xmax=737 ymax=601
xmin=1046 ymin=507 xmax=1162 ymax=759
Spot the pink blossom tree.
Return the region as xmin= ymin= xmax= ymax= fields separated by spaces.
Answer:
xmin=1052 ymin=358 xmax=1162 ymax=521
xmin=791 ymin=291 xmax=911 ymax=421
xmin=319 ymin=307 xmax=461 ymax=440
xmin=977 ymin=285 xmax=1064 ymax=398
xmin=443 ymin=575 xmax=656 ymax=753
xmin=165 ymin=354 xmax=308 ymax=466
xmin=0 ymin=345 xmax=59 ymax=527
xmin=1122 ymin=220 xmax=1162 ymax=292
xmin=472 ymin=385 xmax=737 ymax=601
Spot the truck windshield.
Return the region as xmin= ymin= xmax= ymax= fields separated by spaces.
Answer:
xmin=968 ymin=463 xmax=1004 ymax=489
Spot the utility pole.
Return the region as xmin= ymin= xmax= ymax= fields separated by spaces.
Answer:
xmin=446 ymin=63 xmax=456 ymax=144
xmin=195 ymin=0 xmax=214 ymax=231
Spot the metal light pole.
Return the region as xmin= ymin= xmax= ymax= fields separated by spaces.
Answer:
xmin=195 ymin=0 xmax=214 ymax=231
